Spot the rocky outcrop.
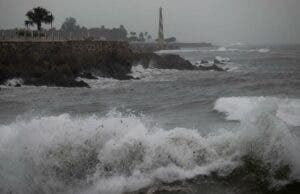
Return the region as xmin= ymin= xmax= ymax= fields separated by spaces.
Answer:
xmin=133 ymin=53 xmax=197 ymax=70
xmin=198 ymin=65 xmax=224 ymax=71
xmin=133 ymin=53 xmax=224 ymax=71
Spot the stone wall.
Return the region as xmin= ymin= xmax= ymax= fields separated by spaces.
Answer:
xmin=0 ymin=40 xmax=133 ymax=87
xmin=0 ymin=40 xmax=130 ymax=57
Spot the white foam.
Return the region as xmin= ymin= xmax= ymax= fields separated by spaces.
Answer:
xmin=76 ymin=77 xmax=119 ymax=89
xmin=203 ymin=47 xmax=270 ymax=53
xmin=216 ymin=47 xmax=227 ymax=52
xmin=130 ymin=65 xmax=179 ymax=81
xmin=214 ymin=97 xmax=300 ymax=127
xmin=155 ymin=49 xmax=202 ymax=54
xmin=258 ymin=48 xmax=270 ymax=53
xmin=215 ymin=56 xmax=231 ymax=63
xmin=207 ymin=47 xmax=240 ymax=52
xmin=229 ymin=42 xmax=245 ymax=47
xmin=1 ymin=97 xmax=299 ymax=193
xmin=4 ymin=78 xmax=23 ymax=87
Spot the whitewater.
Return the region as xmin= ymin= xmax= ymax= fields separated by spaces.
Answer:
xmin=0 ymin=44 xmax=300 ymax=194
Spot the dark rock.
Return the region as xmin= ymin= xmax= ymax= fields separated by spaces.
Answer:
xmin=198 ymin=64 xmax=225 ymax=71
xmin=75 ymin=80 xmax=90 ymax=88
xmin=15 ymin=83 xmax=21 ymax=87
xmin=133 ymin=53 xmax=225 ymax=71
xmin=214 ymin=58 xmax=224 ymax=64
xmin=80 ymin=72 xmax=97 ymax=79
xmin=157 ymin=54 xmax=197 ymax=70
xmin=133 ymin=53 xmax=197 ymax=70
xmin=23 ymin=76 xmax=90 ymax=88
xmin=200 ymin=60 xmax=209 ymax=64
xmin=272 ymin=181 xmax=300 ymax=194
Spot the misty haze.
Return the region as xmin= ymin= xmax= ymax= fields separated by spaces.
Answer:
xmin=0 ymin=0 xmax=300 ymax=194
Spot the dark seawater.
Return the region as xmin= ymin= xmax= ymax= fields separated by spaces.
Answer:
xmin=0 ymin=44 xmax=299 ymax=194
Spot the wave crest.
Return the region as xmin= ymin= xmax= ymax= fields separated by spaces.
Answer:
xmin=0 ymin=97 xmax=299 ymax=193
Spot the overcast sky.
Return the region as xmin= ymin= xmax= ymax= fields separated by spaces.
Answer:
xmin=0 ymin=0 xmax=300 ymax=44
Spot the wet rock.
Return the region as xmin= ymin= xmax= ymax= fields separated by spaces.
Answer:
xmin=23 ymin=76 xmax=90 ymax=88
xmin=133 ymin=53 xmax=225 ymax=71
xmin=157 ymin=54 xmax=197 ymax=70
xmin=80 ymin=72 xmax=97 ymax=79
xmin=198 ymin=64 xmax=224 ymax=71
xmin=200 ymin=60 xmax=209 ymax=64
xmin=214 ymin=58 xmax=223 ymax=64
xmin=133 ymin=53 xmax=197 ymax=70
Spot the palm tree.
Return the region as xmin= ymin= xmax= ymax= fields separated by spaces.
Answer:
xmin=24 ymin=20 xmax=34 ymax=30
xmin=25 ymin=7 xmax=54 ymax=31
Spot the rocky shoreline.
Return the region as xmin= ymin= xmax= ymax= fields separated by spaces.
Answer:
xmin=0 ymin=41 xmax=224 ymax=88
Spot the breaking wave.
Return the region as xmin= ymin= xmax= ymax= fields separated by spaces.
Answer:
xmin=1 ymin=78 xmax=24 ymax=87
xmin=76 ymin=76 xmax=119 ymax=89
xmin=130 ymin=65 xmax=179 ymax=81
xmin=0 ymin=97 xmax=299 ymax=193
xmin=207 ymin=47 xmax=271 ymax=53
xmin=258 ymin=48 xmax=270 ymax=53
xmin=155 ymin=47 xmax=271 ymax=55
xmin=215 ymin=97 xmax=300 ymax=127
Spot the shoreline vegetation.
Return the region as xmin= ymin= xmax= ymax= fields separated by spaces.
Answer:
xmin=0 ymin=40 xmax=223 ymax=88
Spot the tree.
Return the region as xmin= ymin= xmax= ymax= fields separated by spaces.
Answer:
xmin=24 ymin=20 xmax=34 ymax=30
xmin=25 ymin=7 xmax=54 ymax=31
xmin=130 ymin=32 xmax=137 ymax=36
xmin=61 ymin=17 xmax=81 ymax=32
xmin=139 ymin=32 xmax=145 ymax=42
xmin=119 ymin=25 xmax=128 ymax=38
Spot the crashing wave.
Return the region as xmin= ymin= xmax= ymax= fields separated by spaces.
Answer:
xmin=76 ymin=76 xmax=119 ymax=89
xmin=214 ymin=97 xmax=300 ymax=127
xmin=0 ymin=97 xmax=299 ymax=193
xmin=215 ymin=56 xmax=231 ymax=63
xmin=4 ymin=78 xmax=23 ymax=87
xmin=130 ymin=65 xmax=179 ymax=81
xmin=207 ymin=47 xmax=239 ymax=52
xmin=229 ymin=42 xmax=245 ymax=47
xmin=155 ymin=49 xmax=201 ymax=54
xmin=216 ymin=47 xmax=227 ymax=52
xmin=258 ymin=48 xmax=270 ymax=53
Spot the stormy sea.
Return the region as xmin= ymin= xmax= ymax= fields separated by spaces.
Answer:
xmin=0 ymin=44 xmax=300 ymax=194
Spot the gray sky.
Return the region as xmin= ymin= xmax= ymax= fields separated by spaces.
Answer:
xmin=0 ymin=0 xmax=300 ymax=44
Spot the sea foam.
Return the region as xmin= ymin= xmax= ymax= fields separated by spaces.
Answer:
xmin=0 ymin=97 xmax=299 ymax=193
xmin=214 ymin=97 xmax=300 ymax=127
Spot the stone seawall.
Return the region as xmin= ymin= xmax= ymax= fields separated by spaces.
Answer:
xmin=0 ymin=40 xmax=130 ymax=57
xmin=0 ymin=41 xmax=133 ymax=87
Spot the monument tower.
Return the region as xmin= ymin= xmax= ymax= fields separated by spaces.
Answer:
xmin=158 ymin=7 xmax=165 ymax=50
